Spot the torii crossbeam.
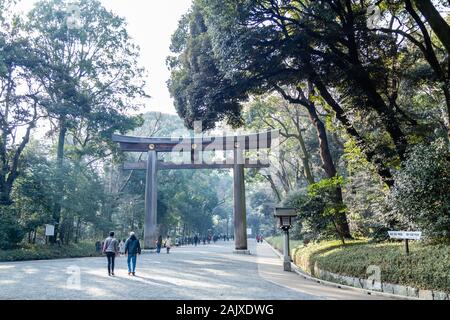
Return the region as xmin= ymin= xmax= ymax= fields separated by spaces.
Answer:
xmin=112 ymin=130 xmax=279 ymax=252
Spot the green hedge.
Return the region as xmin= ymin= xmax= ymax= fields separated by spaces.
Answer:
xmin=0 ymin=242 xmax=101 ymax=262
xmin=267 ymin=237 xmax=450 ymax=292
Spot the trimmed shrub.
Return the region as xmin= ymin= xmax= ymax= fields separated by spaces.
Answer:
xmin=290 ymin=240 xmax=450 ymax=292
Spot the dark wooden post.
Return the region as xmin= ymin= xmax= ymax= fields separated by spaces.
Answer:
xmin=144 ymin=148 xmax=158 ymax=249
xmin=233 ymin=143 xmax=248 ymax=250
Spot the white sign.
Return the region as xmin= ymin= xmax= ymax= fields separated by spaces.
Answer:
xmin=246 ymin=228 xmax=252 ymax=235
xmin=388 ymin=231 xmax=421 ymax=240
xmin=45 ymin=224 xmax=55 ymax=236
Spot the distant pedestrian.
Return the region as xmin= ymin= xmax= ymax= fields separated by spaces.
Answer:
xmin=95 ymin=241 xmax=101 ymax=252
xmin=165 ymin=236 xmax=172 ymax=254
xmin=125 ymin=231 xmax=141 ymax=276
xmin=156 ymin=235 xmax=163 ymax=254
xmin=194 ymin=234 xmax=199 ymax=246
xmin=119 ymin=239 xmax=125 ymax=255
xmin=102 ymin=231 xmax=119 ymax=276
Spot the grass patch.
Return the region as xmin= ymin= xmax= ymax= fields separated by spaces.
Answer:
xmin=267 ymin=237 xmax=450 ymax=292
xmin=0 ymin=242 xmax=101 ymax=262
xmin=265 ymin=236 xmax=303 ymax=257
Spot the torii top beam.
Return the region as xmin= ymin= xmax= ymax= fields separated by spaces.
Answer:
xmin=112 ymin=130 xmax=278 ymax=153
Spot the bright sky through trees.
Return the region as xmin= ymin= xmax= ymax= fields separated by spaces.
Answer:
xmin=15 ymin=0 xmax=193 ymax=115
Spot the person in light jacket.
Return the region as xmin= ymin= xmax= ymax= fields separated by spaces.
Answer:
xmin=119 ymin=239 xmax=125 ymax=255
xmin=124 ymin=232 xmax=141 ymax=276
xmin=165 ymin=235 xmax=172 ymax=254
xmin=102 ymin=231 xmax=119 ymax=276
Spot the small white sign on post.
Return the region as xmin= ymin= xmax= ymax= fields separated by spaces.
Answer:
xmin=45 ymin=224 xmax=55 ymax=236
xmin=388 ymin=230 xmax=421 ymax=255
xmin=388 ymin=231 xmax=422 ymax=240
xmin=246 ymin=228 xmax=252 ymax=235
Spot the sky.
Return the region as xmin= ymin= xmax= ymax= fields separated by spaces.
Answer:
xmin=16 ymin=0 xmax=194 ymax=115
xmin=99 ymin=0 xmax=193 ymax=115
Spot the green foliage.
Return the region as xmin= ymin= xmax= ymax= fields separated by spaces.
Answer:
xmin=388 ymin=138 xmax=450 ymax=241
xmin=0 ymin=207 xmax=25 ymax=250
xmin=0 ymin=241 xmax=100 ymax=262
xmin=167 ymin=4 xmax=246 ymax=130
xmin=290 ymin=239 xmax=450 ymax=292
xmin=247 ymin=188 xmax=277 ymax=237
xmin=27 ymin=0 xmax=148 ymax=158
xmin=284 ymin=176 xmax=348 ymax=240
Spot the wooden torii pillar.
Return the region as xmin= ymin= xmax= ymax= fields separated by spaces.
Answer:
xmin=112 ymin=131 xmax=278 ymax=251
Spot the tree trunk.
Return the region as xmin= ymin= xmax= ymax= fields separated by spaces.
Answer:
xmin=413 ymin=0 xmax=450 ymax=54
xmin=296 ymin=130 xmax=315 ymax=184
xmin=50 ymin=116 xmax=67 ymax=243
xmin=307 ymin=72 xmax=395 ymax=187
xmin=304 ymin=103 xmax=352 ymax=239
xmin=263 ymin=174 xmax=282 ymax=202
xmin=0 ymin=70 xmax=15 ymax=206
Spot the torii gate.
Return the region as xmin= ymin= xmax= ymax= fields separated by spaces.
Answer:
xmin=112 ymin=130 xmax=278 ymax=252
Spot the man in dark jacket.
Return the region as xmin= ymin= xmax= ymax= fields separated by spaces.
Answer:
xmin=124 ymin=232 xmax=141 ymax=276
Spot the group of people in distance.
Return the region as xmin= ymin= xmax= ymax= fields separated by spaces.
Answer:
xmin=101 ymin=231 xmax=172 ymax=277
xmin=155 ymin=235 xmax=172 ymax=254
xmin=175 ymin=233 xmax=232 ymax=246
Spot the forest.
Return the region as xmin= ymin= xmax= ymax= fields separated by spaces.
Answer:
xmin=0 ymin=0 xmax=252 ymax=252
xmin=167 ymin=0 xmax=450 ymax=245
xmin=0 ymin=0 xmax=449 ymax=261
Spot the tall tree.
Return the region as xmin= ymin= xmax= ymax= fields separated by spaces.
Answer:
xmin=168 ymin=3 xmax=353 ymax=237
xmin=27 ymin=0 xmax=147 ymax=241
xmin=0 ymin=4 xmax=43 ymax=205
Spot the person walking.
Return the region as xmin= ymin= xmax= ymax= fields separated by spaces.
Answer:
xmin=165 ymin=235 xmax=172 ymax=254
xmin=124 ymin=232 xmax=141 ymax=276
xmin=119 ymin=239 xmax=125 ymax=255
xmin=194 ymin=234 xmax=198 ymax=247
xmin=95 ymin=240 xmax=101 ymax=252
xmin=102 ymin=231 xmax=119 ymax=276
xmin=156 ymin=235 xmax=163 ymax=254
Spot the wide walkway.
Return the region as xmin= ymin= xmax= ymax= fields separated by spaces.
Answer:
xmin=0 ymin=240 xmax=390 ymax=300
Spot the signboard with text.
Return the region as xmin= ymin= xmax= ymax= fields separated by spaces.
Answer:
xmin=45 ymin=224 xmax=55 ymax=236
xmin=388 ymin=231 xmax=421 ymax=240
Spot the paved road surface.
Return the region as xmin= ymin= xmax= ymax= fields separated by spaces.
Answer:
xmin=0 ymin=240 xmax=390 ymax=300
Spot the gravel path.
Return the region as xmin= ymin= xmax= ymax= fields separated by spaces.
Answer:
xmin=0 ymin=240 xmax=388 ymax=300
